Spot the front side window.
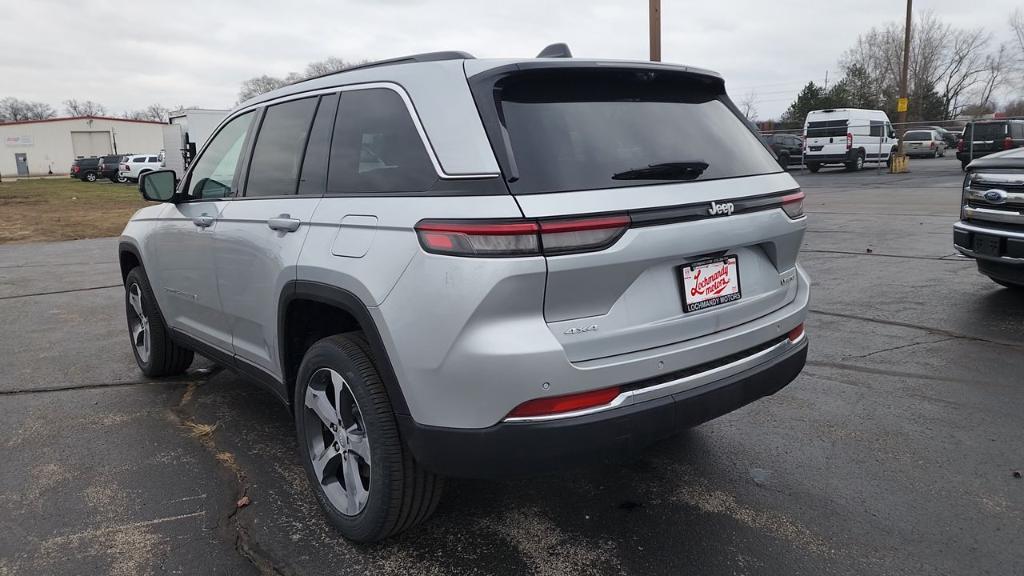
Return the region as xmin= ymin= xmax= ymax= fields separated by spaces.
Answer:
xmin=148 ymin=156 xmax=159 ymax=162
xmin=328 ymin=88 xmax=437 ymax=194
xmin=133 ymin=157 xmax=145 ymax=163
xmin=245 ymin=97 xmax=318 ymax=197
xmin=187 ymin=111 xmax=255 ymax=199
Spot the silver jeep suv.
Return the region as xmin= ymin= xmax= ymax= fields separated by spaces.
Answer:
xmin=119 ymin=48 xmax=810 ymax=542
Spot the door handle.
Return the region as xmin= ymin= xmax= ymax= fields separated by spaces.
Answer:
xmin=267 ymin=214 xmax=301 ymax=233
xmin=193 ymin=214 xmax=214 ymax=228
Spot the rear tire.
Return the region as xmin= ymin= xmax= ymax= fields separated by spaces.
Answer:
xmin=84 ymin=171 xmax=97 ymax=182
xmin=777 ymin=153 xmax=789 ymax=170
xmin=295 ymin=334 xmax=443 ymax=543
xmin=124 ymin=267 xmax=193 ymax=377
xmin=845 ymin=151 xmax=864 ymax=171
xmin=807 ymin=162 xmax=821 ymax=173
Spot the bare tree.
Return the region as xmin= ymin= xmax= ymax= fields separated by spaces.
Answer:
xmin=937 ymin=28 xmax=997 ymax=119
xmin=738 ymin=90 xmax=758 ymax=120
xmin=0 ymin=97 xmax=55 ymax=121
xmin=121 ymin=104 xmax=170 ymax=122
xmin=304 ymin=57 xmax=354 ymax=78
xmin=238 ymin=75 xmax=288 ymax=103
xmin=1011 ymin=9 xmax=1024 ymax=88
xmin=63 ymin=99 xmax=107 ymax=117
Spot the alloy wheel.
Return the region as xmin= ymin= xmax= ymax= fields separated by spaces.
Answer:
xmin=303 ymin=367 xmax=372 ymax=516
xmin=127 ymin=283 xmax=150 ymax=363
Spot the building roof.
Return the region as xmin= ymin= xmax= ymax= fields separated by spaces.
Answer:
xmin=0 ymin=115 xmax=165 ymax=127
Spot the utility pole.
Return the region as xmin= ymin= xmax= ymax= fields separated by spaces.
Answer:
xmin=649 ymin=0 xmax=661 ymax=62
xmin=896 ymin=0 xmax=912 ymax=156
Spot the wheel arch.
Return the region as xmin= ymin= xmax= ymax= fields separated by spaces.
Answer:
xmin=118 ymin=241 xmax=143 ymax=284
xmin=279 ymin=280 xmax=410 ymax=416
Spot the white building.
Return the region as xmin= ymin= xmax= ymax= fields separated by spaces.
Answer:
xmin=0 ymin=116 xmax=165 ymax=178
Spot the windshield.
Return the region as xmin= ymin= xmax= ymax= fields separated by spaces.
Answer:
xmin=492 ymin=68 xmax=780 ymax=195
xmin=967 ymin=123 xmax=1007 ymax=141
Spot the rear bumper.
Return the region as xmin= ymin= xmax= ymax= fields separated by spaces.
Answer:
xmin=803 ymin=152 xmax=855 ymax=164
xmin=400 ymin=337 xmax=808 ymax=478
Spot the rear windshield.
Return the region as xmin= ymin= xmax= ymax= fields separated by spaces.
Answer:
xmin=903 ymin=131 xmax=932 ymax=141
xmin=490 ymin=68 xmax=780 ymax=195
xmin=806 ymin=119 xmax=848 ymax=138
xmin=967 ymin=123 xmax=1007 ymax=141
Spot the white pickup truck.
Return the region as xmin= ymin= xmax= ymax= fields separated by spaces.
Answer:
xmin=118 ymin=154 xmax=164 ymax=183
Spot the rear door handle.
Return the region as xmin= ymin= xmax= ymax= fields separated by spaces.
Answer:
xmin=193 ymin=214 xmax=214 ymax=228
xmin=267 ymin=214 xmax=301 ymax=233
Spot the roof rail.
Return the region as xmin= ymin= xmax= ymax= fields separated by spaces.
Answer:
xmin=299 ymin=51 xmax=475 ymax=84
xmin=536 ymin=43 xmax=572 ymax=58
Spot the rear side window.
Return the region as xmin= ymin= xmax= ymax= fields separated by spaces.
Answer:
xmin=328 ymin=88 xmax=437 ymax=194
xmin=807 ymin=120 xmax=848 ymax=138
xmin=869 ymin=121 xmax=883 ymax=137
xmin=298 ymin=93 xmax=339 ymax=196
xmin=1011 ymin=123 xmax=1024 ymax=139
xmin=491 ymin=68 xmax=780 ymax=195
xmin=147 ymin=156 xmax=159 ymax=162
xmin=968 ymin=123 xmax=1007 ymax=141
xmin=246 ymin=97 xmax=318 ymax=197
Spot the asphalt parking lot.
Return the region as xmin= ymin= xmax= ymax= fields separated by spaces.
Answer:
xmin=1 ymin=155 xmax=1022 ymax=575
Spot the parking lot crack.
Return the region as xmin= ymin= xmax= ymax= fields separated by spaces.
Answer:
xmin=0 ymin=284 xmax=121 ymax=301
xmin=808 ymin=309 xmax=1024 ymax=350
xmin=844 ymin=336 xmax=957 ymax=359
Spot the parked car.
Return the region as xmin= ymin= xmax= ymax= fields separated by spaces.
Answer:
xmin=98 ymin=154 xmax=129 ymax=183
xmin=119 ymin=47 xmax=810 ymax=542
xmin=956 ymin=119 xmax=1024 ymax=171
xmin=69 ymin=157 xmax=101 ymax=181
xmin=953 ymin=146 xmax=1024 ymax=290
xmin=902 ymin=129 xmax=947 ymax=158
xmin=764 ymin=133 xmax=803 ymax=169
xmin=920 ymin=125 xmax=958 ymax=149
xmin=118 ymin=154 xmax=163 ymax=182
xmin=803 ymin=108 xmax=897 ymax=172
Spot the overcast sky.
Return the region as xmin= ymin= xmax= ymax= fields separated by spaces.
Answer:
xmin=2 ymin=0 xmax=1020 ymax=119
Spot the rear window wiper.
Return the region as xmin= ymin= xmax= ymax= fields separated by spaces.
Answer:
xmin=612 ymin=161 xmax=709 ymax=181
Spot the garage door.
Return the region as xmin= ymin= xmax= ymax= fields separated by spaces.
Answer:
xmin=71 ymin=131 xmax=112 ymax=157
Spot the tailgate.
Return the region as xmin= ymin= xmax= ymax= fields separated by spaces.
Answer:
xmin=517 ymin=175 xmax=803 ymax=361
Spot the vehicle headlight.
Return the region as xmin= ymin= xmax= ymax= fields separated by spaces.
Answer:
xmin=961 ymin=172 xmax=972 ymax=220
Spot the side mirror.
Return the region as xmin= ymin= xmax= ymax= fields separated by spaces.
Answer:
xmin=889 ymin=130 xmax=896 ymax=139
xmin=139 ymin=170 xmax=178 ymax=202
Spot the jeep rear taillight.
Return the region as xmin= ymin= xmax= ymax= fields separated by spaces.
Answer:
xmin=782 ymin=190 xmax=805 ymax=219
xmin=846 ymin=132 xmax=852 ymax=150
xmin=957 ymin=139 xmax=965 ymax=152
xmin=415 ymin=214 xmax=630 ymax=257
xmin=1004 ymin=136 xmax=1014 ymax=150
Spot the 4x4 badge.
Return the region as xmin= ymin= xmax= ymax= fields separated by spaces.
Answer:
xmin=708 ymin=201 xmax=735 ymax=216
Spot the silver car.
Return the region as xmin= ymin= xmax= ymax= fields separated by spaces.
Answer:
xmin=118 ymin=47 xmax=810 ymax=542
xmin=902 ymin=129 xmax=947 ymax=158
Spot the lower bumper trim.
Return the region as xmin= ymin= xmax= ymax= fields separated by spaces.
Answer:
xmin=398 ymin=339 xmax=808 ymax=478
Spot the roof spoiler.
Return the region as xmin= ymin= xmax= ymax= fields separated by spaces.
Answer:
xmin=536 ymin=43 xmax=573 ymax=58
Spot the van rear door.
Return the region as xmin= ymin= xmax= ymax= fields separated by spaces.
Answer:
xmin=805 ymin=116 xmax=849 ymax=158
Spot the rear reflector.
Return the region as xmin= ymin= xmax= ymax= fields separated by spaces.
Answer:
xmin=507 ymin=386 xmax=622 ymax=418
xmin=781 ymin=190 xmax=805 ymax=219
xmin=788 ymin=323 xmax=805 ymax=342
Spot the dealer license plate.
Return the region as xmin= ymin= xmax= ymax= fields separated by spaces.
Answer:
xmin=680 ymin=256 xmax=742 ymax=313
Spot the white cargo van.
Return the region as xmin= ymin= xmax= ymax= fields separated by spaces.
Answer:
xmin=803 ymin=109 xmax=897 ymax=172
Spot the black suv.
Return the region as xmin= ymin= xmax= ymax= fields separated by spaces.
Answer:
xmin=764 ymin=133 xmax=803 ymax=169
xmin=98 ymin=154 xmax=128 ymax=183
xmin=70 ymin=157 xmax=101 ymax=182
xmin=957 ymin=120 xmax=1024 ymax=170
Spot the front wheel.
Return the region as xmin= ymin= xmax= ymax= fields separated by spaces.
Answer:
xmin=777 ymin=153 xmax=789 ymax=170
xmin=295 ymin=334 xmax=443 ymax=542
xmin=124 ymin=267 xmax=193 ymax=376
